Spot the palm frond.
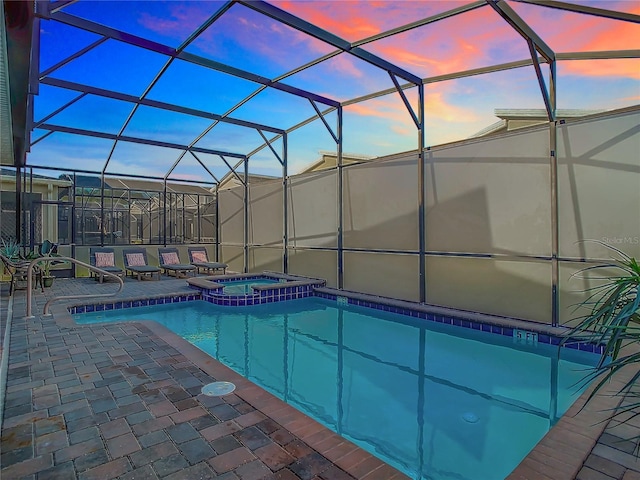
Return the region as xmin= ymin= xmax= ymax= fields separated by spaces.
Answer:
xmin=563 ymin=243 xmax=640 ymax=435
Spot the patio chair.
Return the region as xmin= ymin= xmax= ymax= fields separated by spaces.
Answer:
xmin=122 ymin=248 xmax=161 ymax=281
xmin=89 ymin=247 xmax=124 ymax=283
xmin=188 ymin=247 xmax=227 ymax=275
xmin=158 ymin=247 xmax=195 ymax=278
xmin=0 ymin=252 xmax=44 ymax=295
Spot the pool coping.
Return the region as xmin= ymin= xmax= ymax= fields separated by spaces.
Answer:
xmin=55 ymin=284 xmax=632 ymax=479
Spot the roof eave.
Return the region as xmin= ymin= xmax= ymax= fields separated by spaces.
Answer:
xmin=3 ymin=0 xmax=35 ymax=168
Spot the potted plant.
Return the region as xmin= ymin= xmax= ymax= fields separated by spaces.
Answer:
xmin=41 ymin=260 xmax=55 ymax=288
xmin=563 ymin=241 xmax=640 ymax=448
xmin=38 ymin=240 xmax=60 ymax=288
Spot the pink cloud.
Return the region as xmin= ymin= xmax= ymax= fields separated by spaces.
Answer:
xmin=138 ymin=3 xmax=215 ymax=43
xmin=274 ymin=1 xmax=471 ymax=42
xmin=323 ymin=54 xmax=364 ymax=79
xmin=274 ymin=1 xmax=383 ymax=41
xmin=137 ymin=1 xmax=637 ymax=91
xmin=363 ymin=6 xmax=527 ymax=78
xmin=562 ymin=59 xmax=640 ymax=80
xmin=424 ymin=91 xmax=478 ymax=123
xmin=346 ymin=88 xmax=478 ymax=134
xmin=509 ymin=1 xmax=639 ymax=80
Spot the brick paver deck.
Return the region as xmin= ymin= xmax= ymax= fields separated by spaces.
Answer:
xmin=1 ymin=276 xmax=639 ymax=479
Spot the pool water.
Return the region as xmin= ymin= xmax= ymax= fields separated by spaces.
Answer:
xmin=75 ymin=298 xmax=596 ymax=480
xmin=220 ymin=278 xmax=280 ymax=295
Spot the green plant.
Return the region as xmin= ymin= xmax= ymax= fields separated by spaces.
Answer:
xmin=563 ymin=241 xmax=640 ymax=447
xmin=1 ymin=237 xmax=20 ymax=259
xmin=38 ymin=241 xmax=60 ymax=278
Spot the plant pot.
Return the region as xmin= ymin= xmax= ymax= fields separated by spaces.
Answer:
xmin=43 ymin=276 xmax=55 ymax=288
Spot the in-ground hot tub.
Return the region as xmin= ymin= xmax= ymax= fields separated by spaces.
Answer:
xmin=187 ymin=272 xmax=326 ymax=306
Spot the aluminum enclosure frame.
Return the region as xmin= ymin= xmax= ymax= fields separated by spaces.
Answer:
xmin=2 ymin=0 xmax=638 ymax=329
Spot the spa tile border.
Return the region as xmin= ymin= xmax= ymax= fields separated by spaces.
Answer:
xmin=188 ymin=272 xmax=326 ymax=306
xmin=68 ymin=292 xmax=200 ymax=314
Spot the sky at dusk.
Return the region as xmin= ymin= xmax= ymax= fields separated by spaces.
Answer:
xmin=29 ymin=0 xmax=640 ymax=182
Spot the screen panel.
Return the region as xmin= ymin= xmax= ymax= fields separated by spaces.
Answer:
xmin=249 ymin=181 xmax=283 ymax=247
xmin=558 ymin=260 xmax=624 ymax=327
xmin=557 ymin=110 xmax=640 ymax=260
xmin=248 ymin=246 xmax=282 ymax=273
xmin=288 ymin=170 xmax=338 ymax=248
xmin=219 ymin=187 xmax=244 ymax=245
xmin=425 ymin=255 xmax=552 ymax=324
xmin=425 ymin=127 xmax=551 ymax=256
xmin=344 ymin=251 xmax=420 ymax=302
xmin=221 ymin=245 xmax=244 ymax=273
xmin=287 ymin=248 xmax=337 ymax=288
xmin=343 ymin=157 xmax=418 ymax=251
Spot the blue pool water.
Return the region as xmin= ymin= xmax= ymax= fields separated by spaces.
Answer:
xmin=75 ymin=298 xmax=596 ymax=480
xmin=220 ymin=278 xmax=280 ymax=295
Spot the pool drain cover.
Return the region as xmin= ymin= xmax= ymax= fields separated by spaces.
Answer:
xmin=202 ymin=381 xmax=236 ymax=397
xmin=461 ymin=412 xmax=479 ymax=423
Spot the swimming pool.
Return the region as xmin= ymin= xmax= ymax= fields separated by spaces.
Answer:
xmin=75 ymin=298 xmax=596 ymax=480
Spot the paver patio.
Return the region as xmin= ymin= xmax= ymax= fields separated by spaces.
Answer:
xmin=1 ymin=276 xmax=639 ymax=479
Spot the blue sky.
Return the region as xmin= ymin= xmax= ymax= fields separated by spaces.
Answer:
xmin=30 ymin=0 xmax=639 ymax=181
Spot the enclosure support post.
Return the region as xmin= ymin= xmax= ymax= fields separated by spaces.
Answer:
xmin=550 ymin=64 xmax=560 ymax=327
xmin=215 ymin=185 xmax=220 ymax=262
xmin=73 ymin=173 xmax=77 ymax=244
xmin=182 ymin=193 xmax=186 ymax=244
xmin=244 ymin=157 xmax=249 ymax=274
xmin=15 ymin=167 xmax=22 ymax=244
xmin=196 ymin=194 xmax=201 ymax=244
xmin=337 ymin=107 xmax=344 ymax=290
xmin=163 ymin=180 xmax=167 ymax=246
xmin=100 ymin=172 xmax=105 ymax=246
xmin=283 ymin=133 xmax=289 ymax=274
xmin=110 ymin=188 xmax=114 ymax=246
xmin=418 ymin=84 xmax=426 ymax=304
xmin=127 ymin=189 xmax=131 ymax=245
xmin=80 ymin=186 xmax=85 ymax=245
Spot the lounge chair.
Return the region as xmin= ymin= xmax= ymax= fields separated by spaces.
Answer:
xmin=89 ymin=247 xmax=124 ymax=283
xmin=158 ymin=247 xmax=195 ymax=278
xmin=0 ymin=253 xmax=44 ymax=295
xmin=122 ymin=248 xmax=161 ymax=281
xmin=188 ymin=247 xmax=227 ymax=274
